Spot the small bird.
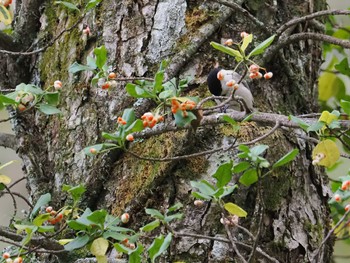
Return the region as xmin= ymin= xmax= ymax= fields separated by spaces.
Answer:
xmin=207 ymin=68 xmax=254 ymax=113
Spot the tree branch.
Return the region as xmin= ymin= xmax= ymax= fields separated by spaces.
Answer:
xmin=0 ymin=133 xmax=17 ymax=149
xmin=264 ymin=32 xmax=350 ymax=62
xmin=276 ymin=9 xmax=350 ymax=37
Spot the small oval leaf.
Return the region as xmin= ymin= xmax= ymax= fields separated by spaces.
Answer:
xmin=224 ymin=202 xmax=247 ymax=217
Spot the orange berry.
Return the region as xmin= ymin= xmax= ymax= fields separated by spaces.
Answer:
xmin=46 ymin=206 xmax=53 ymax=213
xmin=121 ymin=213 xmax=130 ymax=223
xmin=126 ymin=134 xmax=134 ymax=142
xmin=264 ymin=72 xmax=273 ymax=80
xmin=157 ymin=116 xmax=164 ymax=122
xmin=128 ymin=243 xmax=136 ymax=249
xmin=249 ymin=64 xmax=259 ymax=73
xmin=141 ymin=112 xmax=154 ymax=121
xmin=334 ymin=194 xmax=341 ymax=202
xmin=89 ymin=148 xmax=97 ymax=155
xmin=345 ymin=204 xmax=350 ymax=212
xmin=17 ymin=104 xmax=26 ymax=112
xmin=2 ymin=252 xmax=10 ymax=259
xmin=50 ymin=210 xmax=57 ymax=216
xmin=56 ymin=213 xmax=63 ymax=221
xmin=54 ymin=80 xmax=62 ymax=91
xmin=341 ymin=181 xmax=350 ymax=191
xmin=3 ymin=0 xmax=12 ymax=7
xmin=224 ymin=39 xmax=233 ymax=46
xmin=143 ymin=120 xmax=149 ymax=127
xmin=217 ymin=71 xmax=224 ymax=81
xmin=13 ymin=257 xmax=22 ymax=263
xmin=233 ymin=84 xmax=239 ymax=90
xmin=48 ymin=218 xmax=57 ymax=224
xmin=101 ymin=82 xmax=111 ymax=90
xmin=226 ymin=80 xmax=236 ymax=87
xmin=108 ymin=72 xmax=117 ymax=79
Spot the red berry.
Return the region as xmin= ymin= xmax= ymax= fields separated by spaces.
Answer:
xmin=126 ymin=134 xmax=134 ymax=142
xmin=2 ymin=252 xmax=10 ymax=259
xmin=13 ymin=257 xmax=23 ymax=263
xmin=226 ymin=80 xmax=236 ymax=87
xmin=224 ymin=39 xmax=233 ymax=46
xmin=345 ymin=204 xmax=350 ymax=212
xmin=17 ymin=104 xmax=26 ymax=112
xmin=249 ymin=64 xmax=259 ymax=73
xmin=101 ymin=82 xmax=111 ymax=90
xmin=334 ymin=194 xmax=341 ymax=202
xmin=50 ymin=210 xmax=57 ymax=216
xmin=46 ymin=206 xmax=53 ymax=213
xmin=240 ymin=31 xmax=249 ymax=38
xmin=89 ymin=148 xmax=97 ymax=155
xmin=264 ymin=72 xmax=273 ymax=80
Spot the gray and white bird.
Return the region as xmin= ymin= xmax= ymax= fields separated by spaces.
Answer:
xmin=207 ymin=68 xmax=254 ymax=113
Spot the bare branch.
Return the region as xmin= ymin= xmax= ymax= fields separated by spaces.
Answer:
xmin=276 ymin=10 xmax=350 ymax=37
xmin=264 ymin=32 xmax=350 ymax=62
xmin=0 ymin=133 xmax=17 ymax=149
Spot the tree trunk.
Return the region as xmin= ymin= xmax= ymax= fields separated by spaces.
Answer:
xmin=1 ymin=0 xmax=333 ymax=262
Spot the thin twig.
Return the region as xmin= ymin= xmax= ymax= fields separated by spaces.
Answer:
xmin=2 ymin=192 xmax=33 ymax=209
xmin=312 ymin=210 xmax=350 ymax=262
xmin=0 ymin=115 xmax=16 ymax=123
xmin=264 ymin=32 xmax=350 ymax=62
xmin=126 ymin=121 xmax=280 ymax=162
xmin=0 ymin=15 xmax=85 ymax=56
xmin=9 ymin=176 xmax=27 ymax=189
xmin=4 ymin=185 xmax=17 ymax=224
xmin=209 ymin=0 xmax=266 ymax=31
xmin=276 ymin=10 xmax=350 ymax=37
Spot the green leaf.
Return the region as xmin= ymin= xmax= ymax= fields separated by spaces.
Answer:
xmin=68 ymin=62 xmax=96 ymax=74
xmin=224 ymin=202 xmax=247 ymax=217
xmin=174 ymin=110 xmax=197 ymax=127
xmin=289 ymin=115 xmax=309 ymax=131
xmin=37 ymin=104 xmax=62 ymax=115
xmin=248 ymin=34 xmax=275 ymax=58
xmin=87 ymin=209 xmax=107 ymax=226
xmin=148 ymin=233 xmax=172 ymax=263
xmin=129 ymin=244 xmax=144 ymax=263
xmin=241 ymin=34 xmax=253 ymax=52
xmin=103 ymin=231 xmax=128 ymax=241
xmin=216 ymin=185 xmax=237 ymax=199
xmin=164 ymin=213 xmax=183 ymax=223
xmin=94 ymin=46 xmax=108 ymax=70
xmin=222 ymin=115 xmax=240 ymax=131
xmin=273 ymin=149 xmax=299 ymax=168
xmin=140 ymin=220 xmax=160 ymax=232
xmin=250 ymin=145 xmax=269 ymax=156
xmin=145 ymin=209 xmax=164 ymax=220
xmin=85 ymin=0 xmax=102 ymax=11
xmin=306 ymin=121 xmax=325 ymax=132
xmin=30 ymin=193 xmax=51 ymax=219
xmin=62 ymin=184 xmax=86 ymax=203
xmin=122 ymin=108 xmax=136 ymax=126
xmin=37 ymin=225 xmax=55 ymax=233
xmin=190 ymin=180 xmax=216 ymax=196
xmin=312 ymin=139 xmax=340 ymax=168
xmin=335 ymin=58 xmax=350 ymax=77
xmin=239 ymin=169 xmax=258 ymax=186
xmin=159 ymin=89 xmax=175 ymax=100
xmin=191 ymin=191 xmax=211 ymax=200
xmin=55 ymin=1 xmax=80 ymax=11
xmin=213 ymin=161 xmax=233 ymax=188
xmin=340 ymin=100 xmax=350 ymax=116
xmin=167 ymin=202 xmax=183 ymax=212
xmin=64 ymin=235 xmax=90 ymax=251
xmin=125 ymin=119 xmax=144 ymax=134
xmin=67 ymin=220 xmax=88 ymax=231
xmin=33 ymin=213 xmax=51 ymax=227
xmin=210 ymin=42 xmax=243 ymax=61
xmin=0 ymin=94 xmax=16 ymax=105
xmin=125 ymin=83 xmax=156 ymax=99
xmin=90 ymin=237 xmax=109 ymax=256
xmin=153 ymin=71 xmax=164 ymax=94
xmin=44 ymin=92 xmax=60 ymax=106
xmin=232 ymin=161 xmax=251 ymax=173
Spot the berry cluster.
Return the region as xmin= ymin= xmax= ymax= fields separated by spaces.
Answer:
xmin=15 ymin=91 xmax=34 ymax=112
xmin=2 ymin=253 xmax=22 ymax=263
xmin=334 ymin=180 xmax=350 ymax=212
xmin=99 ymin=73 xmax=118 ymax=90
xmin=45 ymin=206 xmax=64 ymax=225
xmin=117 ymin=117 xmax=127 ymax=125
xmin=121 ymin=238 xmax=136 ymax=250
xmin=171 ymin=99 xmax=196 ymax=118
xmin=141 ymin=112 xmax=164 ymax=128
xmin=249 ymin=64 xmax=273 ymax=80
xmin=220 ymin=215 xmax=239 ymax=226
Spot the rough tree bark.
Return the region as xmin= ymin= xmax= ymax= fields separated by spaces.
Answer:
xmin=0 ymin=0 xmax=335 ymax=262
